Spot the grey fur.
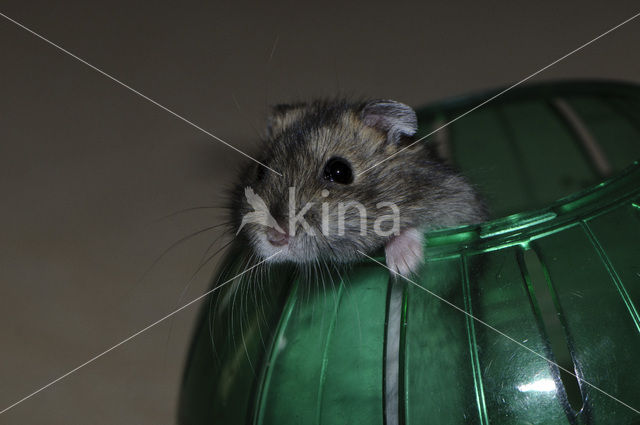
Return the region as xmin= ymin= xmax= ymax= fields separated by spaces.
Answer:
xmin=230 ymin=98 xmax=487 ymax=265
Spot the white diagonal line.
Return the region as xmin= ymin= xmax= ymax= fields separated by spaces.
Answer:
xmin=357 ymin=250 xmax=640 ymax=416
xmin=0 ymin=11 xmax=282 ymax=177
xmin=0 ymin=251 xmax=281 ymax=416
xmin=358 ymin=11 xmax=640 ymax=175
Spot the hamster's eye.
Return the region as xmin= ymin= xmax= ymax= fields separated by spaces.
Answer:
xmin=323 ymin=157 xmax=353 ymax=184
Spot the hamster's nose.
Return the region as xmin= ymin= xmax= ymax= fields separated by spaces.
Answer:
xmin=266 ymin=228 xmax=289 ymax=247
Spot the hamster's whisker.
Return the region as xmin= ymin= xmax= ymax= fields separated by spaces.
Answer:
xmin=178 ymin=238 xmax=236 ymax=303
xmin=249 ymin=253 xmax=267 ymax=356
xmin=208 ymin=254 xmax=238 ymax=363
xmin=306 ymin=263 xmax=313 ymax=308
xmin=323 ymin=243 xmax=342 ymax=307
xmin=316 ymin=258 xmax=331 ymax=314
xmin=311 ymin=261 xmax=321 ymax=321
xmin=256 ymin=260 xmax=271 ymax=313
xmin=252 ymin=262 xmax=268 ymax=351
xmin=267 ymin=34 xmax=279 ymax=63
xmin=234 ymin=93 xmax=265 ymax=141
xmin=232 ymin=253 xmax=255 ymax=355
xmin=0 ymin=251 xmax=280 ymax=416
xmin=153 ymin=206 xmax=232 ymax=222
xmin=321 ymin=258 xmax=332 ymax=312
xmin=183 ymin=237 xmax=235 ymax=304
xmin=228 ymin=255 xmax=250 ymax=354
xmin=139 ymin=224 xmax=231 ymax=284
xmin=320 ymin=258 xmax=332 ymax=322
xmin=198 ymin=229 xmax=234 ymax=266
xmin=238 ymin=255 xmax=256 ymax=375
xmin=315 ymin=258 xmax=326 ymax=310
xmin=331 ymin=261 xmax=361 ymax=342
xmin=245 ymin=252 xmax=258 ymax=325
xmin=324 ymin=258 xmax=339 ymax=309
xmin=207 ymin=261 xmax=224 ymax=357
xmin=161 ymin=236 xmax=235 ymax=365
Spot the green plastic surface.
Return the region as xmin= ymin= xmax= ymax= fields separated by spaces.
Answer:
xmin=179 ymin=81 xmax=640 ymax=425
xmin=417 ymin=80 xmax=640 ymax=217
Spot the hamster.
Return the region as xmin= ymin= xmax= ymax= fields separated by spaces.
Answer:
xmin=230 ymin=98 xmax=487 ymax=276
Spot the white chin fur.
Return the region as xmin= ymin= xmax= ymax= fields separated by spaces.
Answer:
xmin=251 ymin=234 xmax=311 ymax=264
xmin=252 ymin=237 xmax=288 ymax=261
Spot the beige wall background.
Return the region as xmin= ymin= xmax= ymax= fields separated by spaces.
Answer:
xmin=1 ymin=1 xmax=639 ymax=424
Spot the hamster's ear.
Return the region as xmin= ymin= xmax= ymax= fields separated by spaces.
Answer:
xmin=266 ymin=103 xmax=307 ymax=138
xmin=361 ymin=99 xmax=418 ymax=144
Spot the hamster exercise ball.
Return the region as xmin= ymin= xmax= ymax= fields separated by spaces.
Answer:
xmin=178 ymin=81 xmax=640 ymax=425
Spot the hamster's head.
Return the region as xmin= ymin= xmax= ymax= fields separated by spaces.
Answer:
xmin=231 ymin=98 xmax=427 ymax=265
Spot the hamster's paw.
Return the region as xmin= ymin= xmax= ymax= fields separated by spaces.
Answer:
xmin=384 ymin=228 xmax=424 ymax=277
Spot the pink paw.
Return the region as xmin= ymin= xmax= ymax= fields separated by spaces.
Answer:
xmin=384 ymin=228 xmax=424 ymax=277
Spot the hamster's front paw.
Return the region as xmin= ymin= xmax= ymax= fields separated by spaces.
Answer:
xmin=384 ymin=228 xmax=424 ymax=277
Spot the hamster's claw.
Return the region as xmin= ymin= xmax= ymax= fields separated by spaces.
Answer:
xmin=384 ymin=228 xmax=424 ymax=278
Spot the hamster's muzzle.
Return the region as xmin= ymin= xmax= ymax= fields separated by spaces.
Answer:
xmin=266 ymin=227 xmax=289 ymax=247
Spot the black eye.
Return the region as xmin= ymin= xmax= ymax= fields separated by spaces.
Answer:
xmin=323 ymin=157 xmax=354 ymax=184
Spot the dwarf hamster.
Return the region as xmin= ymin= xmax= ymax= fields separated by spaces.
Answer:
xmin=230 ymin=98 xmax=487 ymax=276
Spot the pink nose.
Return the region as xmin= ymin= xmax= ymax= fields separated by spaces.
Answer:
xmin=266 ymin=228 xmax=289 ymax=247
